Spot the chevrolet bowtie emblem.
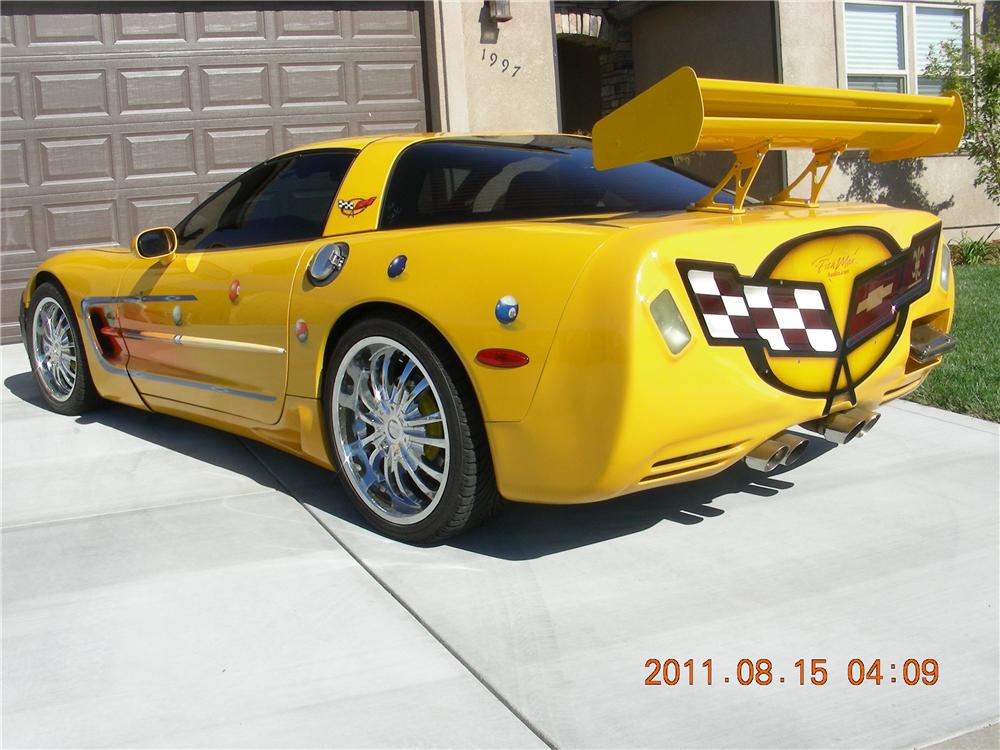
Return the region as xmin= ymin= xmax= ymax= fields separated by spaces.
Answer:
xmin=856 ymin=282 xmax=894 ymax=314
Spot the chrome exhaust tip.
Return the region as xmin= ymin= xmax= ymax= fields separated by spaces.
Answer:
xmin=859 ymin=411 xmax=881 ymax=436
xmin=744 ymin=439 xmax=790 ymax=472
xmin=821 ymin=412 xmax=867 ymax=444
xmin=805 ymin=408 xmax=880 ymax=444
xmin=772 ymin=432 xmax=809 ymax=466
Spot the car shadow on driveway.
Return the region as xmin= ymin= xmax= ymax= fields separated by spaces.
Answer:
xmin=449 ymin=442 xmax=835 ymax=560
xmin=5 ymin=370 xmax=836 ymax=559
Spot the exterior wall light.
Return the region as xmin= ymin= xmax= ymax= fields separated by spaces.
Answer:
xmin=486 ymin=1 xmax=512 ymax=22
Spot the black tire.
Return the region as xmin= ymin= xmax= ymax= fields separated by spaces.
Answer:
xmin=323 ymin=315 xmax=500 ymax=543
xmin=26 ymin=281 xmax=102 ymax=415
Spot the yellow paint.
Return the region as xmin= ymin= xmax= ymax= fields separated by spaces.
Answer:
xmin=114 ymin=241 xmax=307 ymax=423
xmin=18 ymin=73 xmax=961 ymax=507
xmin=593 ymin=66 xmax=965 ymax=209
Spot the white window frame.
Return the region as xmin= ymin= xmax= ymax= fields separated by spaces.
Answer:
xmin=836 ymin=0 xmax=975 ymax=95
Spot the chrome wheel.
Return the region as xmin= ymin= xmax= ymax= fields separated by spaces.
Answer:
xmin=331 ymin=336 xmax=450 ymax=525
xmin=31 ymin=297 xmax=77 ymax=403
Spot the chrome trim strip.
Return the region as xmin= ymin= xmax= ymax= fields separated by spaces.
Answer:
xmin=123 ymin=329 xmax=286 ymax=355
xmin=127 ymin=368 xmax=277 ymax=402
xmin=80 ymin=294 xmax=278 ymax=402
xmin=135 ymin=294 xmax=199 ymax=303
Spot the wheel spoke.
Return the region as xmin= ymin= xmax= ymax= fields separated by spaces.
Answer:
xmin=51 ymin=362 xmax=69 ymax=390
xmin=405 ymin=433 xmax=447 ymax=449
xmin=380 ymin=349 xmax=394 ymax=401
xmin=400 ymin=449 xmax=435 ymax=495
xmin=407 ymin=448 xmax=444 ymax=481
xmin=359 ymin=389 xmax=383 ymax=420
xmin=393 ymin=359 xmax=416 ymax=404
xmin=367 ymin=361 xmax=381 ymax=404
xmin=403 ymin=412 xmax=442 ymax=427
xmin=390 ymin=460 xmax=422 ymax=508
xmin=399 ymin=378 xmax=429 ymax=411
xmin=58 ymin=358 xmax=74 ymax=384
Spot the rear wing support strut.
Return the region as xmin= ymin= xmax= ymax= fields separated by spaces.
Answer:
xmin=768 ymin=144 xmax=846 ymax=209
xmin=689 ymin=141 xmax=770 ymax=215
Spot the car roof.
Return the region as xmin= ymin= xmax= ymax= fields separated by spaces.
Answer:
xmin=278 ymin=133 xmax=589 ymax=157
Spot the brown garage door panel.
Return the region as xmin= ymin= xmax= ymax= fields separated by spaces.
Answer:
xmin=1 ymin=6 xmax=423 ymax=54
xmin=3 ymin=52 xmax=424 ymax=126
xmin=0 ymin=3 xmax=427 ymax=343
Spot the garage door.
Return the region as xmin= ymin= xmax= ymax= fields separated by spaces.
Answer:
xmin=0 ymin=3 xmax=427 ymax=342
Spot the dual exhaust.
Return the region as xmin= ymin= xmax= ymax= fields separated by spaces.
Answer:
xmin=744 ymin=432 xmax=810 ymax=472
xmin=744 ymin=408 xmax=881 ymax=473
xmin=803 ymin=407 xmax=881 ymax=445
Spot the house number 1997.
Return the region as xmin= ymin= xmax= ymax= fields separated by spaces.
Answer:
xmin=481 ymin=48 xmax=521 ymax=77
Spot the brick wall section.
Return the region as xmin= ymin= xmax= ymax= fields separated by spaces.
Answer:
xmin=599 ymin=25 xmax=635 ymax=115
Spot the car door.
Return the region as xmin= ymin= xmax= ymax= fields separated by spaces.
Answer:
xmin=115 ymin=150 xmax=357 ymax=424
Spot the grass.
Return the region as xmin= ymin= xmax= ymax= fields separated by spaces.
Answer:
xmin=905 ymin=264 xmax=1000 ymax=422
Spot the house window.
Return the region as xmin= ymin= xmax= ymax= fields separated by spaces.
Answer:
xmin=842 ymin=2 xmax=972 ymax=95
xmin=915 ymin=6 xmax=970 ymax=94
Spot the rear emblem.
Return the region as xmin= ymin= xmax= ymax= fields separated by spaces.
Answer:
xmin=680 ymin=224 xmax=940 ymax=408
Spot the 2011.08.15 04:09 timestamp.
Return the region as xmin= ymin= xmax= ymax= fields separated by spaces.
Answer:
xmin=644 ymin=658 xmax=939 ymax=686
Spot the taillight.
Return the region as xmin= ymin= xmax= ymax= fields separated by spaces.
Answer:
xmin=680 ymin=263 xmax=839 ymax=355
xmin=845 ymin=226 xmax=939 ymax=347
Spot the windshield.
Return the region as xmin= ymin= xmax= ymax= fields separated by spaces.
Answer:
xmin=380 ymin=136 xmax=717 ymax=230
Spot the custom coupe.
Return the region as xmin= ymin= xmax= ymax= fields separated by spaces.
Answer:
xmin=19 ymin=68 xmax=962 ymax=542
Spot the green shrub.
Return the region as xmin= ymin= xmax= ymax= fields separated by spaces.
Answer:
xmin=949 ymin=234 xmax=1000 ymax=265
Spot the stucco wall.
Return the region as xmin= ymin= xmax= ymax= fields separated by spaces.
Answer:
xmin=630 ymin=1 xmax=783 ymax=198
xmin=777 ymin=0 xmax=998 ymax=240
xmin=424 ymin=0 xmax=559 ymax=132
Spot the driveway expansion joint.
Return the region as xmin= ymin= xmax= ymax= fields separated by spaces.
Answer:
xmin=236 ymin=437 xmax=559 ymax=750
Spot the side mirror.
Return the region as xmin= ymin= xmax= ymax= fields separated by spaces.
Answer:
xmin=131 ymin=227 xmax=177 ymax=261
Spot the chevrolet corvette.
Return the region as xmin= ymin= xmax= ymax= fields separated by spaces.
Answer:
xmin=19 ymin=68 xmax=962 ymax=542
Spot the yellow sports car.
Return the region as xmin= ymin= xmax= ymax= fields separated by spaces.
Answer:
xmin=18 ymin=68 xmax=962 ymax=542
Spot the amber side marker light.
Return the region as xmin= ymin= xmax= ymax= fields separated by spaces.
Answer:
xmin=476 ymin=348 xmax=530 ymax=368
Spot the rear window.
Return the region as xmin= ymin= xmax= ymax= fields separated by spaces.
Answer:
xmin=380 ymin=136 xmax=712 ymax=230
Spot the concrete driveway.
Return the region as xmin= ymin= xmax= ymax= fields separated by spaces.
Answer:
xmin=3 ymin=342 xmax=998 ymax=748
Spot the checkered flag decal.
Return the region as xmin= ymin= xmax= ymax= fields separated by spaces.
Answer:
xmin=337 ymin=199 xmax=354 ymax=211
xmin=686 ymin=267 xmax=839 ymax=354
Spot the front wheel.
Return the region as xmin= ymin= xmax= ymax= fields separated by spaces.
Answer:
xmin=324 ymin=317 xmax=499 ymax=543
xmin=26 ymin=281 xmax=102 ymax=415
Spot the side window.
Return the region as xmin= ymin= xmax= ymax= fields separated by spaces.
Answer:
xmin=175 ymin=150 xmax=356 ymax=251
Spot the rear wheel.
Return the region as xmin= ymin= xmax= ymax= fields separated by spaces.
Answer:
xmin=27 ymin=282 xmax=101 ymax=415
xmin=324 ymin=317 xmax=499 ymax=543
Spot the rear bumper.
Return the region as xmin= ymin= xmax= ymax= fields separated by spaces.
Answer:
xmin=486 ymin=240 xmax=954 ymax=505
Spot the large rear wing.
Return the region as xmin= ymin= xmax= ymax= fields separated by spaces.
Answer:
xmin=592 ymin=67 xmax=965 ymax=214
